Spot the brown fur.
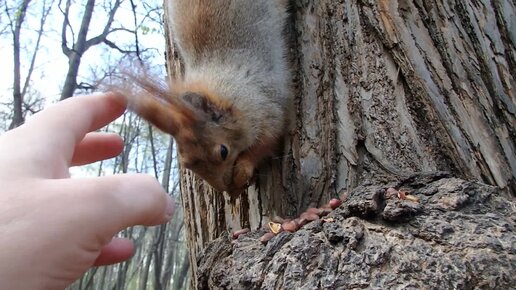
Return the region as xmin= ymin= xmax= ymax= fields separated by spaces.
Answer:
xmin=123 ymin=0 xmax=291 ymax=193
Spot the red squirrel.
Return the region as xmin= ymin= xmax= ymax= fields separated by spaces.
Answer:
xmin=123 ymin=0 xmax=292 ymax=193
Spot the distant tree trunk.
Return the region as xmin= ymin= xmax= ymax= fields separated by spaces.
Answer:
xmin=59 ymin=0 xmax=122 ymax=100
xmin=9 ymin=0 xmax=30 ymax=129
xmin=164 ymin=0 xmax=515 ymax=288
xmin=60 ymin=0 xmax=95 ymax=100
xmin=173 ymin=251 xmax=189 ymax=290
xmin=7 ymin=0 xmax=52 ymax=129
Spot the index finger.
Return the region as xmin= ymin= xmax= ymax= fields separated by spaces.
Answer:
xmin=24 ymin=92 xmax=127 ymax=158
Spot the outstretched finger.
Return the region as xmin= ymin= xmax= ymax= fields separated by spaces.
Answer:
xmin=59 ymin=174 xmax=174 ymax=239
xmin=71 ymin=132 xmax=124 ymax=166
xmin=93 ymin=238 xmax=135 ymax=266
xmin=24 ymin=93 xmax=127 ymax=160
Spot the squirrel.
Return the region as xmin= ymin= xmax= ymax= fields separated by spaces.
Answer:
xmin=123 ymin=0 xmax=292 ymax=193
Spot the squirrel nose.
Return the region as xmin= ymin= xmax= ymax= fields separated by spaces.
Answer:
xmin=205 ymin=176 xmax=228 ymax=193
xmin=215 ymin=184 xmax=230 ymax=193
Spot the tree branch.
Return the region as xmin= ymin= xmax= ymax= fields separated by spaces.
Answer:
xmin=84 ymin=0 xmax=122 ymax=51
xmin=84 ymin=26 xmax=134 ymax=49
xmin=3 ymin=2 xmax=15 ymax=35
xmin=21 ymin=0 xmax=54 ymax=98
xmin=58 ymin=0 xmax=72 ymax=56
xmin=103 ymin=38 xmax=137 ymax=54
xmin=129 ymin=0 xmax=142 ymax=62
xmin=108 ymin=27 xmax=135 ymax=34
xmin=23 ymin=99 xmax=42 ymax=115
xmin=76 ymin=81 xmax=97 ymax=91
xmin=8 ymin=0 xmax=32 ymax=129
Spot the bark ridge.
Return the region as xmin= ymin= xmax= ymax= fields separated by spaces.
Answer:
xmin=197 ymin=172 xmax=515 ymax=289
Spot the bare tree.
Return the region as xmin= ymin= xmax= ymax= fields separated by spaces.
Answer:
xmin=58 ymin=0 xmax=144 ymax=99
xmin=162 ymin=0 xmax=515 ymax=288
xmin=2 ymin=0 xmax=187 ymax=288
xmin=5 ymin=0 xmax=53 ymax=129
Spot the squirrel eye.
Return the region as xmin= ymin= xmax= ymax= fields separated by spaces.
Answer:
xmin=220 ymin=144 xmax=229 ymax=160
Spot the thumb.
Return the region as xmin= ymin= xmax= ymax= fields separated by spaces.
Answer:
xmin=59 ymin=174 xmax=174 ymax=239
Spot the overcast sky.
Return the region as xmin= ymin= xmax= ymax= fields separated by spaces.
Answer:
xmin=0 ymin=0 xmax=165 ymax=109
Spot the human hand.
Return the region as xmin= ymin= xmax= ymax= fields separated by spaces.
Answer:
xmin=0 ymin=93 xmax=174 ymax=289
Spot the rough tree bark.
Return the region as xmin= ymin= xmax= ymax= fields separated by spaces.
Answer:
xmin=163 ymin=0 xmax=515 ymax=288
xmin=198 ymin=172 xmax=515 ymax=289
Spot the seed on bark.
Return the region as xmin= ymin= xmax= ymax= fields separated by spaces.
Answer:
xmin=300 ymin=212 xmax=320 ymax=221
xmin=329 ymin=198 xmax=342 ymax=209
xmin=319 ymin=207 xmax=332 ymax=216
xmin=306 ymin=207 xmax=322 ymax=215
xmin=260 ymin=232 xmax=275 ymax=244
xmin=232 ymin=228 xmax=250 ymax=239
xmin=282 ymin=221 xmax=299 ymax=232
xmin=295 ymin=217 xmax=308 ymax=227
xmin=386 ymin=187 xmax=398 ymax=198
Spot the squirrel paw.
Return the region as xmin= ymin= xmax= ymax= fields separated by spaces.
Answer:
xmin=233 ymin=159 xmax=255 ymax=189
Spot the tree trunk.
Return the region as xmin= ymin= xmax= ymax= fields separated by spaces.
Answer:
xmin=9 ymin=0 xmax=31 ymax=129
xmin=60 ymin=0 xmax=96 ymax=100
xmin=7 ymin=0 xmax=52 ymax=129
xmin=198 ymin=172 xmax=515 ymax=289
xmin=59 ymin=0 xmax=122 ymax=100
xmin=163 ymin=0 xmax=515 ymax=288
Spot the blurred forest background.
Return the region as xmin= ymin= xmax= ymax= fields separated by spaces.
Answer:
xmin=0 ymin=0 xmax=189 ymax=289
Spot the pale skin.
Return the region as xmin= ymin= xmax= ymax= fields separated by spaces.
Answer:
xmin=0 ymin=93 xmax=174 ymax=290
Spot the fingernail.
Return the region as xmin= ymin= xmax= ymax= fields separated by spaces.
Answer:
xmin=165 ymin=196 xmax=175 ymax=220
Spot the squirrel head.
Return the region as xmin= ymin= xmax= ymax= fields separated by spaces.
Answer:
xmin=172 ymin=91 xmax=249 ymax=192
xmin=123 ymin=79 xmax=250 ymax=192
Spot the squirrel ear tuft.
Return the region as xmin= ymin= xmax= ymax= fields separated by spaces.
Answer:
xmin=181 ymin=92 xmax=225 ymax=123
xmin=125 ymin=93 xmax=184 ymax=136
